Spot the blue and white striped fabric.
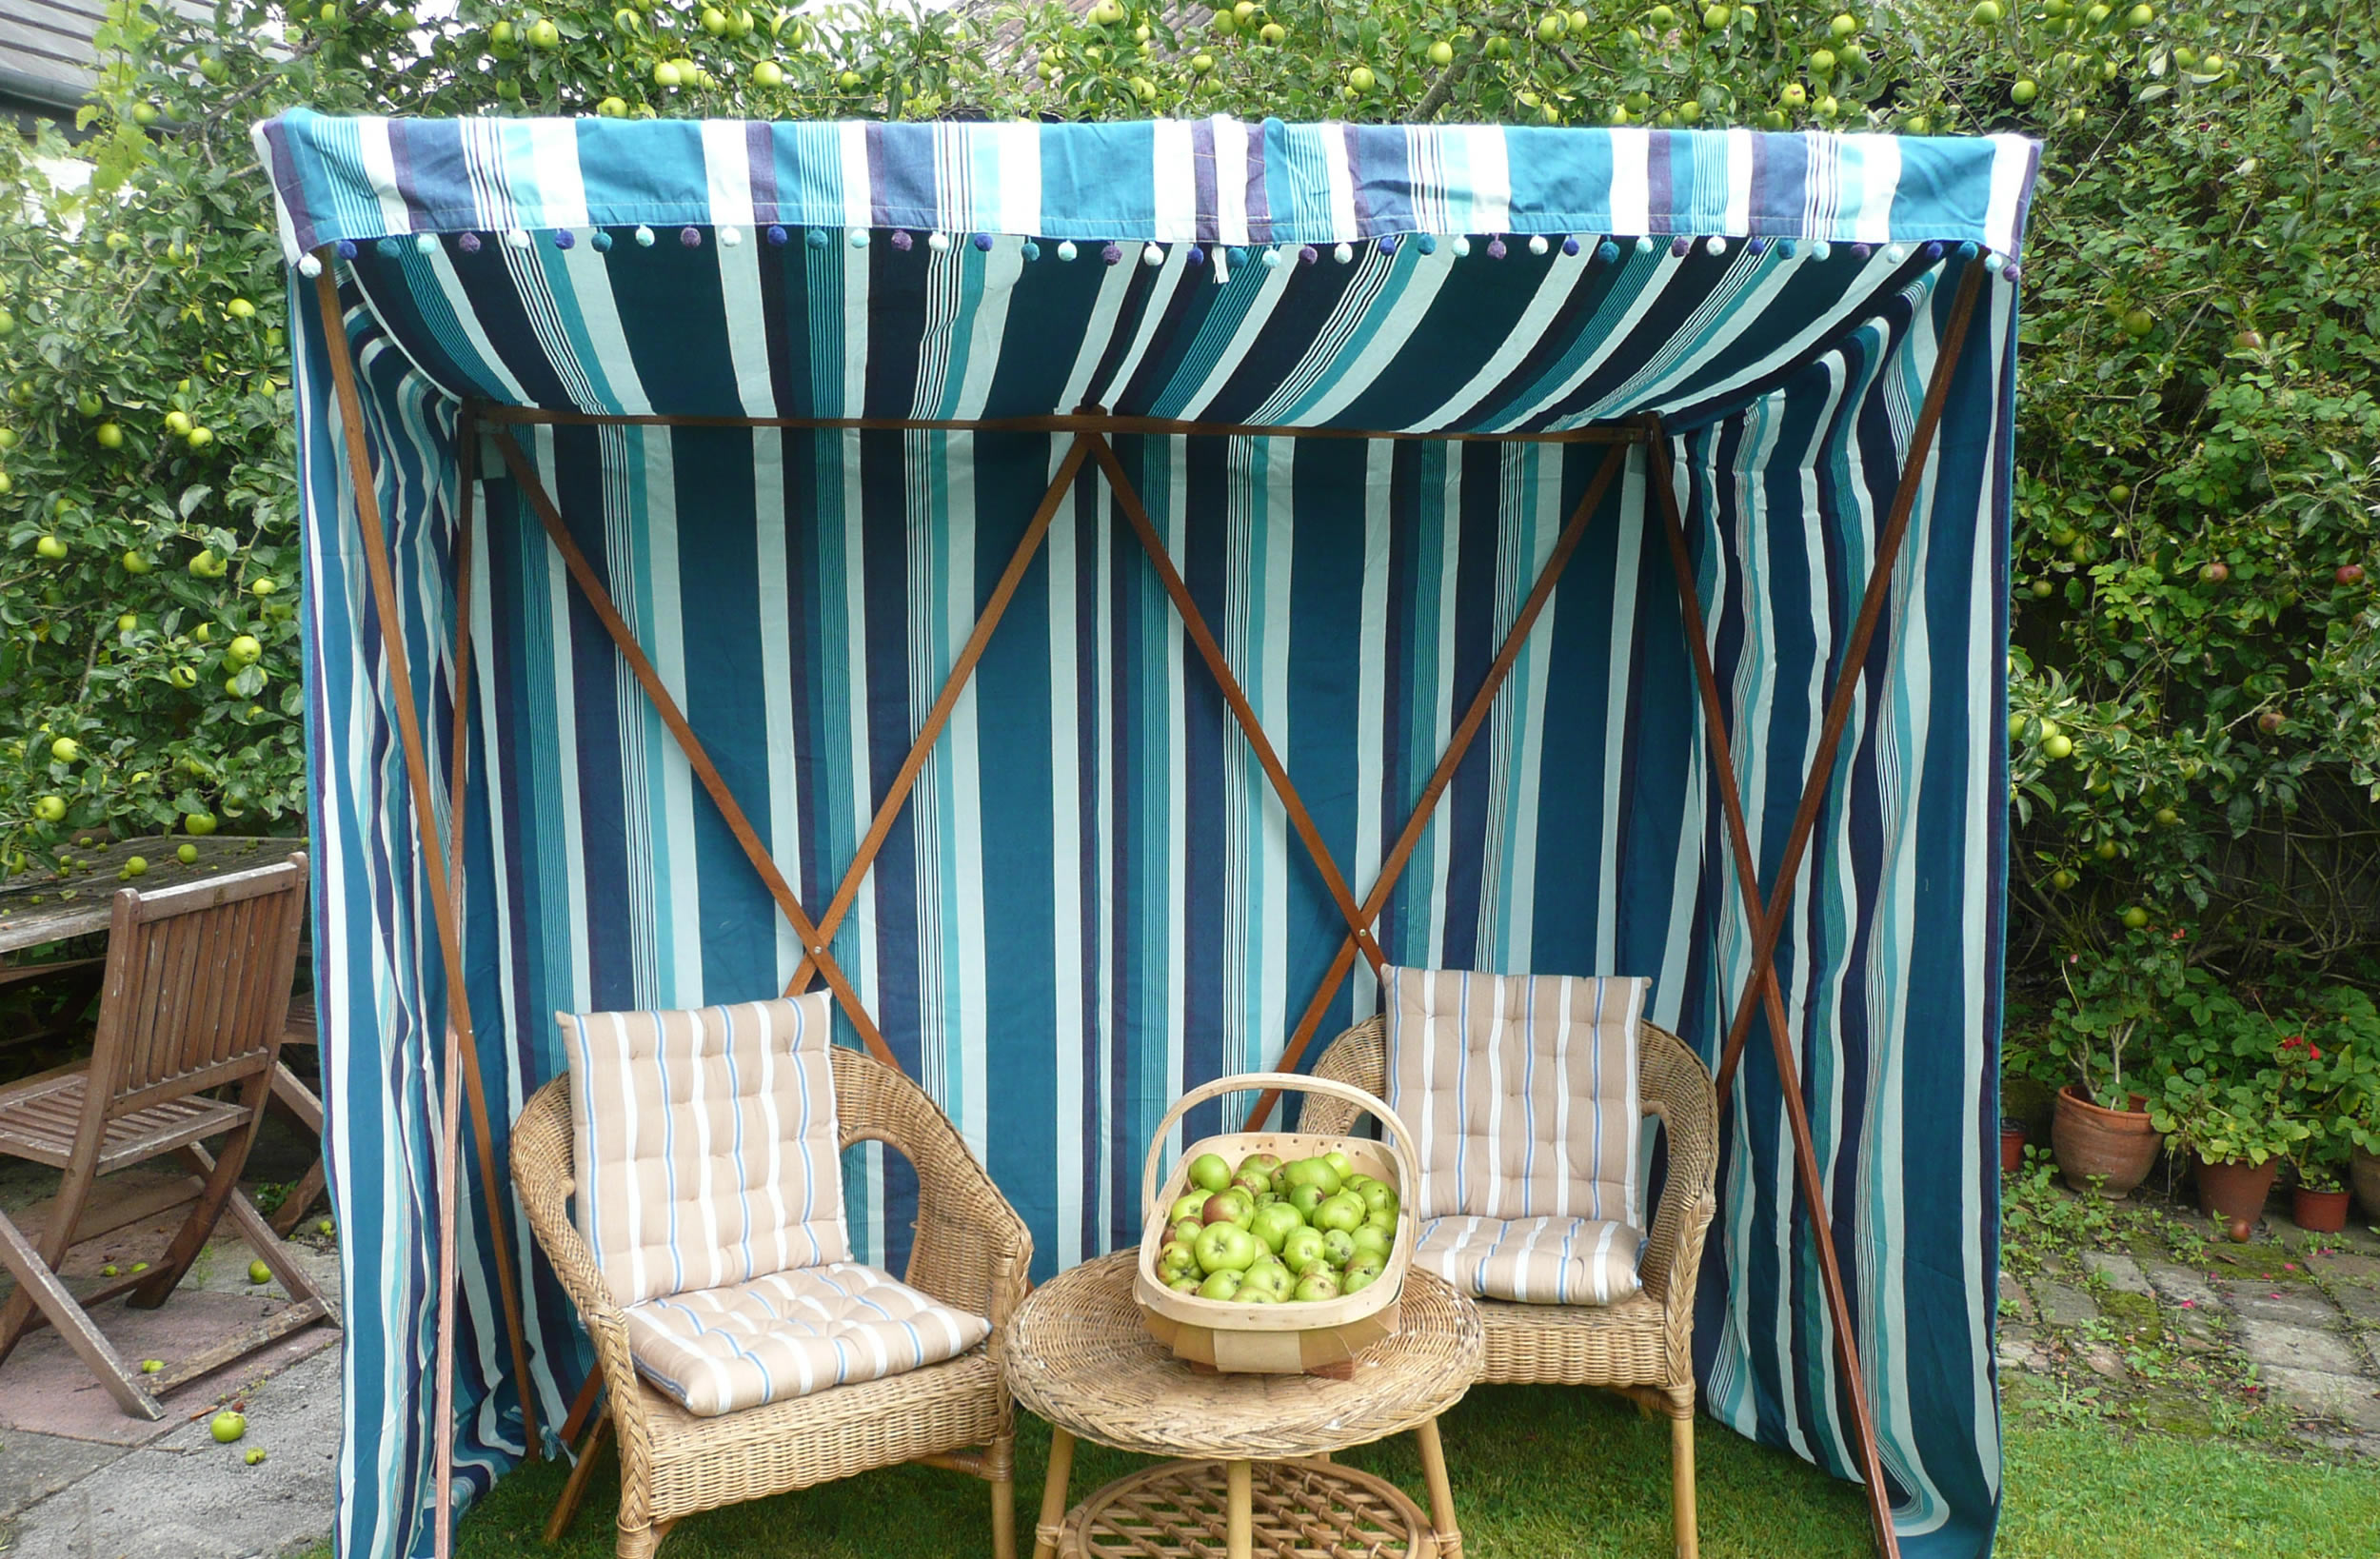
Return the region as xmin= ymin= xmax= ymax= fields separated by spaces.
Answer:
xmin=267 ymin=112 xmax=2029 ymax=1559
xmin=1414 ymin=1214 xmax=1645 ymax=1307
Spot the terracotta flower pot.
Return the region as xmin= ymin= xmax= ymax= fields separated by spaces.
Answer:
xmin=2292 ymin=1186 xmax=2351 ymax=1234
xmin=2194 ymin=1155 xmax=2279 ymax=1241
xmin=2351 ymin=1149 xmax=2380 ymax=1223
xmin=2050 ymin=1085 xmax=2158 ymax=1196
xmin=1999 ymin=1120 xmax=2028 ymax=1175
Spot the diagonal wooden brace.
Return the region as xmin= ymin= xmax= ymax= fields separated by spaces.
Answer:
xmin=1248 ymin=438 xmax=1636 ymax=1131
xmin=787 ymin=435 xmax=1095 ymax=997
xmin=1711 ymin=262 xmax=1988 ymax=1101
xmin=1646 ymin=423 xmax=1902 ymax=1559
xmin=1085 ymin=431 xmax=1391 ymax=983
xmin=488 ymin=427 xmax=897 ymax=1071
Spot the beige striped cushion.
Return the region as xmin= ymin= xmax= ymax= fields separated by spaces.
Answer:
xmin=560 ymin=996 xmax=848 ymax=1308
xmin=1382 ymin=967 xmax=1645 ymax=1228
xmin=1414 ymin=1215 xmax=1643 ymax=1306
xmin=624 ymin=1261 xmax=990 ymax=1416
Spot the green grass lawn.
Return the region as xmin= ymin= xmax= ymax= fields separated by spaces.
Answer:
xmin=447 ymin=1384 xmax=2380 ymax=1557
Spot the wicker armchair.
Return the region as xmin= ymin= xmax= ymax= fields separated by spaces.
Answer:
xmin=512 ymin=1045 xmax=1034 ymax=1559
xmin=1301 ymin=1015 xmax=1718 ymax=1559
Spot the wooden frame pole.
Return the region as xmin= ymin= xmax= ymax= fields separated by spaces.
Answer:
xmin=1646 ymin=423 xmax=1901 ymax=1559
xmin=1247 ymin=438 xmax=1635 ymax=1130
xmin=1085 ymin=431 xmax=1391 ymax=980
xmin=310 ymin=267 xmax=543 ymax=1559
xmin=1711 ymin=262 xmax=1988 ymax=1100
xmin=486 ymin=428 xmax=895 ymax=1068
xmin=786 ymin=436 xmax=1094 ymax=996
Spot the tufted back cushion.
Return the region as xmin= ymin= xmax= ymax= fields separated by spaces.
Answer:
xmin=559 ymin=996 xmax=849 ymax=1307
xmin=1382 ymin=967 xmax=1645 ymax=1228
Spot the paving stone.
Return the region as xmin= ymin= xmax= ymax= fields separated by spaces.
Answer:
xmin=2325 ymin=1278 xmax=2380 ymax=1326
xmin=1997 ymin=1272 xmax=2035 ymax=1322
xmin=2306 ymin=1251 xmax=2380 ymax=1285
xmin=2035 ymin=1281 xmax=2099 ymax=1329
xmin=2217 ymin=1279 xmax=2339 ymax=1329
xmin=2082 ymin=1346 xmax=2128 ymax=1381
xmin=2142 ymin=1262 xmax=2220 ymax=1309
xmin=1995 ymin=1325 xmax=2044 ymax=1372
xmin=0 ymin=1431 xmax=117 ymax=1523
xmin=2234 ymin=1317 xmax=2366 ymax=1375
xmin=2082 ymin=1251 xmax=2152 ymax=1295
xmin=2257 ymin=1366 xmax=2380 ymax=1434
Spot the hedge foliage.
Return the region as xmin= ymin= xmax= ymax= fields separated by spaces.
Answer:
xmin=0 ymin=0 xmax=2371 ymax=995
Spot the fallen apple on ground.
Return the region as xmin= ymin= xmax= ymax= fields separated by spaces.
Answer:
xmin=1158 ymin=1149 xmax=1398 ymax=1302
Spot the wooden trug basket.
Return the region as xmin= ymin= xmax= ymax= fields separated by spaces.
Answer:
xmin=1133 ymin=1071 xmax=1421 ymax=1376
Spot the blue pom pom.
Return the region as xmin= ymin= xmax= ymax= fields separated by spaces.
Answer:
xmin=890 ymin=230 xmax=914 ymax=251
xmin=1777 ymin=239 xmax=1797 ymax=259
xmin=376 ymin=237 xmax=403 ymax=258
xmin=592 ymin=229 xmax=614 ymax=251
xmin=1561 ymin=235 xmax=1580 ymax=256
xmin=334 ymin=239 xmax=358 ymax=260
xmin=1021 ymin=240 xmax=1041 ymax=262
xmin=554 ymin=228 xmax=575 ymax=250
xmin=805 ymin=227 xmax=827 ymax=249
xmin=1746 ymin=237 xmax=1768 ymax=257
xmin=1228 ymin=247 xmax=1249 ymax=265
xmin=1186 ymin=245 xmax=1206 ymax=266
xmin=1101 ymin=243 xmax=1122 ymax=266
xmin=765 ymin=225 xmax=788 ymax=247
xmin=458 ymin=231 xmax=483 ymax=253
xmin=1596 ymin=240 xmax=1619 ymax=265
xmin=1379 ymin=234 xmax=1399 ymax=255
xmin=973 ymin=232 xmax=994 ymax=251
xmin=1924 ymin=241 xmax=1944 ymax=261
xmin=1486 ymin=237 xmax=1507 ymax=259
xmin=1416 ymin=234 xmax=1438 ymax=255
xmin=680 ymin=227 xmax=703 ymax=248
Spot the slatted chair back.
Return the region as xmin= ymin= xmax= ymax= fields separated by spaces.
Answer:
xmin=83 ymin=854 xmax=308 ymax=1128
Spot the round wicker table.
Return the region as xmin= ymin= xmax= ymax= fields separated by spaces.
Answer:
xmin=1006 ymin=1251 xmax=1483 ymax=1559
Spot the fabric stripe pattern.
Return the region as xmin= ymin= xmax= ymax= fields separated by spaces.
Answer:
xmin=1413 ymin=1214 xmax=1643 ymax=1306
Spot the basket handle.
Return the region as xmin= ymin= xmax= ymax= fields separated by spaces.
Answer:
xmin=1140 ymin=1071 xmax=1422 ymax=1223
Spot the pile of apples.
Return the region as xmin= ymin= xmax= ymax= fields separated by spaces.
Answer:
xmin=1153 ymin=1147 xmax=1399 ymax=1304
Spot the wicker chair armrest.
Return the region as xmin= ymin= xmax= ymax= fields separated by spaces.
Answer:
xmin=831 ymin=1049 xmax=1034 ymax=1341
xmin=510 ymin=1077 xmax=652 ymax=1450
xmin=1634 ymin=1027 xmax=1719 ymax=1347
xmin=1297 ymin=1017 xmax=1388 ymax=1135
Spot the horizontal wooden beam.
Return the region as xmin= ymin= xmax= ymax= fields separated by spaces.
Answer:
xmin=466 ymin=404 xmax=1643 ymax=446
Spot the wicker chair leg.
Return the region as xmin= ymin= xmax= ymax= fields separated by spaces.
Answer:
xmin=991 ymin=1464 xmax=1017 ymax=1559
xmin=1670 ymin=1411 xmax=1698 ymax=1559
xmin=615 ymin=1516 xmax=672 ymax=1559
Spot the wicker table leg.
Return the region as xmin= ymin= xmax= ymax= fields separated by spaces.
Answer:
xmin=1225 ymin=1459 xmax=1252 ymax=1559
xmin=1415 ymin=1416 xmax=1461 ymax=1559
xmin=1033 ymin=1428 xmax=1077 ymax=1559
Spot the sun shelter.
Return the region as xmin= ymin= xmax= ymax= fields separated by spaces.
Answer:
xmin=257 ymin=111 xmax=2037 ymax=1559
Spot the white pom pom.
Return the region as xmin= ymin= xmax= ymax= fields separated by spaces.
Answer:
xmin=1333 ymin=241 xmax=1354 ymax=264
xmin=415 ymin=233 xmax=440 ymax=255
xmin=1704 ymin=235 xmax=1727 ymax=256
xmin=506 ymin=227 xmax=531 ymax=249
xmin=1261 ymin=246 xmax=1284 ymax=267
xmin=1634 ymin=235 xmax=1654 ymax=254
xmin=1142 ymin=242 xmax=1164 ymax=266
xmin=1528 ymin=234 xmax=1550 ymax=256
xmin=927 ymin=230 xmax=951 ymax=251
xmin=719 ymin=226 xmax=742 ymax=247
xmin=1984 ymin=251 xmax=2006 ymax=273
xmin=1451 ymin=235 xmax=1472 ymax=257
xmin=1886 ymin=243 xmax=1908 ymax=264
xmin=1057 ymin=240 xmax=1079 ymax=261
xmin=848 ymin=228 xmax=870 ymax=248
xmin=297 ymin=253 xmax=324 ymax=278
xmin=1813 ymin=241 xmax=1833 ymax=261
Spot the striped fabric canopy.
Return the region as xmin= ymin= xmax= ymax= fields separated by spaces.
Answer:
xmin=263 ymin=111 xmax=2033 ymax=1559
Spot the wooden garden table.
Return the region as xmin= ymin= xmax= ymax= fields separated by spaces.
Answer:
xmin=1004 ymin=1250 xmax=1482 ymax=1559
xmin=0 ymin=835 xmax=294 ymax=954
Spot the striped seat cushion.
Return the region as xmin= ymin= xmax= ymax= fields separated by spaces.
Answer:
xmin=560 ymin=996 xmax=848 ymax=1308
xmin=623 ymin=1261 xmax=991 ymax=1417
xmin=1414 ymin=1215 xmax=1644 ymax=1306
xmin=1382 ymin=967 xmax=1647 ymax=1230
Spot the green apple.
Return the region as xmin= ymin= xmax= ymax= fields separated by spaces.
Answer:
xmin=211 ymin=1411 xmax=247 ymax=1443
xmin=1186 ymin=1152 xmax=1233 ymax=1194
xmin=1312 ymin=1193 xmax=1365 ymax=1234
xmin=1193 ymin=1221 xmax=1260 ymax=1274
xmin=1170 ymin=1191 xmax=1210 ymax=1225
xmin=141 ymin=1358 xmax=163 ymax=1373
xmin=185 ymin=811 xmax=218 ymax=837
xmin=1242 ymin=1257 xmax=1292 ymax=1299
xmin=1168 ymin=1274 xmax=1202 ymax=1294
xmin=248 ymin=1259 xmax=272 ymax=1284
xmin=1289 ymin=1183 xmax=1325 ymax=1217
xmin=1159 ymin=1240 xmax=1199 ymax=1280
xmin=1197 ymin=1269 xmax=1245 ymax=1301
xmin=1357 ymin=1180 xmax=1398 ymax=1217
xmin=1321 ymin=1150 xmax=1354 ymax=1181
xmin=1342 ymin=1265 xmax=1381 ymax=1294
xmin=1202 ymin=1188 xmax=1255 ymax=1227
xmin=1286 ymin=1157 xmax=1342 ymax=1196
xmin=124 ymin=856 xmax=148 ymax=878
xmin=1171 ymin=1216 xmax=1202 ymax=1247
xmin=35 ymin=534 xmax=67 ymax=561
xmin=1292 ymin=1270 xmax=1341 ymax=1302
xmin=1231 ymin=1169 xmax=1271 ymax=1197
xmin=1237 ymin=1152 xmax=1280 ymax=1180
xmin=1238 ymin=1282 xmax=1279 ymax=1304
xmin=1279 ymin=1226 xmax=1326 ymax=1272
xmin=245 ymin=1448 xmax=268 ymax=1466
xmin=1250 ymin=1202 xmax=1306 ymax=1254
xmin=1361 ymin=1209 xmax=1397 ymax=1239
xmin=50 ymin=737 xmax=81 ymax=763
xmin=34 ymin=795 xmax=67 ymax=822
xmin=1319 ymin=1228 xmax=1358 ymax=1268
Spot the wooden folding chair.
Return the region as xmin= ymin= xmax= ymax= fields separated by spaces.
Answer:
xmin=266 ymin=991 xmax=329 ymax=1238
xmin=0 ymin=852 xmax=334 ymax=1419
